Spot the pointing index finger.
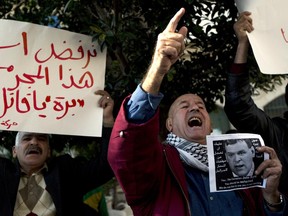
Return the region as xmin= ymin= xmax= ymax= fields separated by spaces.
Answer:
xmin=164 ymin=8 xmax=185 ymax=33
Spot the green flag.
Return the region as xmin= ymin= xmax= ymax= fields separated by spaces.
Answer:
xmin=83 ymin=186 xmax=109 ymax=216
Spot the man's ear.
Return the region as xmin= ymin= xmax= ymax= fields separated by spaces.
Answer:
xmin=12 ymin=146 xmax=17 ymax=158
xmin=166 ymin=118 xmax=173 ymax=132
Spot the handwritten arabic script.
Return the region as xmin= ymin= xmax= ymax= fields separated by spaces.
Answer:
xmin=281 ymin=28 xmax=288 ymax=43
xmin=0 ymin=20 xmax=107 ymax=136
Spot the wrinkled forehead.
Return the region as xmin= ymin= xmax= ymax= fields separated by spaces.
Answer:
xmin=175 ymin=94 xmax=204 ymax=104
xmin=169 ymin=94 xmax=205 ymax=112
xmin=15 ymin=132 xmax=49 ymax=146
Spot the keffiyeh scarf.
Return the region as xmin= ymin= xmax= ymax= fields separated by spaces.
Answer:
xmin=165 ymin=132 xmax=209 ymax=172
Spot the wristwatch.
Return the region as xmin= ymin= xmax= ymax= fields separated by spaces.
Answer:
xmin=264 ymin=194 xmax=284 ymax=210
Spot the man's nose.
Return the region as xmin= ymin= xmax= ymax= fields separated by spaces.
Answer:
xmin=189 ymin=105 xmax=199 ymax=112
xmin=234 ymin=154 xmax=241 ymax=161
xmin=29 ymin=137 xmax=38 ymax=145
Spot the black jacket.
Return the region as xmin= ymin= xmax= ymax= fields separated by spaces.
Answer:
xmin=225 ymin=70 xmax=288 ymax=196
xmin=0 ymin=127 xmax=114 ymax=216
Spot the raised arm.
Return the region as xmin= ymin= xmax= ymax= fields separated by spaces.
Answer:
xmin=233 ymin=11 xmax=253 ymax=64
xmin=141 ymin=8 xmax=188 ymax=94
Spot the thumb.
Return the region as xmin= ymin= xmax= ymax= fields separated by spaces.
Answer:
xmin=178 ymin=26 xmax=188 ymax=38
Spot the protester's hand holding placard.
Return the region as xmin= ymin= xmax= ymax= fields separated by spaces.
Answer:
xmin=235 ymin=0 xmax=288 ymax=74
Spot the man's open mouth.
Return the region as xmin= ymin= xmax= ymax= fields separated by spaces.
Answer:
xmin=26 ymin=147 xmax=42 ymax=155
xmin=188 ymin=117 xmax=202 ymax=127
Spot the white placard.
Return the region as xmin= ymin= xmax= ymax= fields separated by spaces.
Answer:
xmin=0 ymin=20 xmax=107 ymax=137
xmin=235 ymin=0 xmax=288 ymax=74
xmin=207 ymin=133 xmax=268 ymax=192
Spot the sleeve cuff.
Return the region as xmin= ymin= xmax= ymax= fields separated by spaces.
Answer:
xmin=230 ymin=63 xmax=248 ymax=74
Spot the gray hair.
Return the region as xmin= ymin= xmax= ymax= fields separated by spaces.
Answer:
xmin=15 ymin=132 xmax=50 ymax=146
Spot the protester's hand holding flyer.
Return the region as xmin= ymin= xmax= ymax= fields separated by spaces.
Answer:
xmin=207 ymin=133 xmax=269 ymax=192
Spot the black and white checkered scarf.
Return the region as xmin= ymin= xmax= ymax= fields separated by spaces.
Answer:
xmin=165 ymin=132 xmax=209 ymax=172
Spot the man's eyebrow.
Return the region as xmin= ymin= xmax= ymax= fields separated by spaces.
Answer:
xmin=21 ymin=134 xmax=32 ymax=138
xmin=177 ymin=100 xmax=189 ymax=106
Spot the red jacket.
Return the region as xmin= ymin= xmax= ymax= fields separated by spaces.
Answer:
xmin=108 ymin=96 xmax=266 ymax=216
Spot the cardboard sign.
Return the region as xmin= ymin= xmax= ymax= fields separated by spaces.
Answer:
xmin=235 ymin=0 xmax=288 ymax=74
xmin=0 ymin=20 xmax=107 ymax=137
